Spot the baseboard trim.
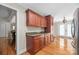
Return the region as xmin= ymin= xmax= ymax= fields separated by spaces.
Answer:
xmin=17 ymin=48 xmax=26 ymax=55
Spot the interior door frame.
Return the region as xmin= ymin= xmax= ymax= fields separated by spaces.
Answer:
xmin=0 ymin=3 xmax=18 ymax=55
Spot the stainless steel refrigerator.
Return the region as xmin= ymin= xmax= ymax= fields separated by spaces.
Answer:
xmin=71 ymin=8 xmax=79 ymax=55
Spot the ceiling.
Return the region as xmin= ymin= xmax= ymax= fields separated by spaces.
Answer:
xmin=19 ymin=3 xmax=79 ymax=22
xmin=0 ymin=5 xmax=16 ymax=22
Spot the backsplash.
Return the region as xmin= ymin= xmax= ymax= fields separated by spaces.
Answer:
xmin=26 ymin=26 xmax=44 ymax=33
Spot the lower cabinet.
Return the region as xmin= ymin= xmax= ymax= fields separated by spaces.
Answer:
xmin=40 ymin=36 xmax=45 ymax=48
xmin=26 ymin=36 xmax=42 ymax=55
xmin=26 ymin=33 xmax=51 ymax=55
xmin=45 ymin=33 xmax=51 ymax=45
xmin=33 ymin=37 xmax=41 ymax=53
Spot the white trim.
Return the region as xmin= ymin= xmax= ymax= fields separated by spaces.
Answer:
xmin=0 ymin=3 xmax=18 ymax=11
xmin=17 ymin=48 xmax=26 ymax=55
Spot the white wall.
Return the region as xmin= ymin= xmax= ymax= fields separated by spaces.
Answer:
xmin=26 ymin=26 xmax=44 ymax=32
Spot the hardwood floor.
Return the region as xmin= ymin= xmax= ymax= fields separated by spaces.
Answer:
xmin=23 ymin=36 xmax=75 ymax=55
xmin=0 ymin=37 xmax=16 ymax=55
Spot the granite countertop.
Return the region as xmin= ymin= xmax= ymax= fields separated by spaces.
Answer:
xmin=26 ymin=32 xmax=45 ymax=37
xmin=26 ymin=34 xmax=41 ymax=36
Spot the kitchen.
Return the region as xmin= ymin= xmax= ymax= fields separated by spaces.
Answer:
xmin=0 ymin=3 xmax=79 ymax=55
xmin=20 ymin=3 xmax=77 ymax=55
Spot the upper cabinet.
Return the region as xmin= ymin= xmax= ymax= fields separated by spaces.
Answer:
xmin=41 ymin=17 xmax=47 ymax=27
xmin=45 ymin=15 xmax=53 ymax=33
xmin=26 ymin=9 xmax=36 ymax=26
xmin=26 ymin=9 xmax=47 ymax=27
xmin=35 ymin=15 xmax=41 ymax=27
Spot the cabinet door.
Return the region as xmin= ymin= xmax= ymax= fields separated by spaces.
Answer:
xmin=47 ymin=36 xmax=50 ymax=45
xmin=48 ymin=33 xmax=51 ymax=44
xmin=33 ymin=38 xmax=41 ymax=52
xmin=35 ymin=15 xmax=41 ymax=27
xmin=40 ymin=37 xmax=44 ymax=48
xmin=41 ymin=17 xmax=44 ymax=27
xmin=26 ymin=37 xmax=33 ymax=50
xmin=27 ymin=11 xmax=36 ymax=26
xmin=43 ymin=17 xmax=47 ymax=27
xmin=50 ymin=35 xmax=54 ymax=42
xmin=41 ymin=17 xmax=47 ymax=27
xmin=45 ymin=15 xmax=53 ymax=32
xmin=45 ymin=33 xmax=51 ymax=45
xmin=45 ymin=35 xmax=48 ymax=45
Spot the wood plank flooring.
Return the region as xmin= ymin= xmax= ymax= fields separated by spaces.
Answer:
xmin=0 ymin=37 xmax=16 ymax=55
xmin=23 ymin=36 xmax=75 ymax=55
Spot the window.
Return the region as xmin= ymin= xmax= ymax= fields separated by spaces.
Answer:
xmin=67 ymin=24 xmax=71 ymax=37
xmin=60 ymin=24 xmax=65 ymax=36
xmin=59 ymin=23 xmax=72 ymax=37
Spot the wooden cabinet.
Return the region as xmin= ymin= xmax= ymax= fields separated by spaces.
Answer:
xmin=26 ymin=9 xmax=36 ymax=26
xmin=44 ymin=35 xmax=48 ymax=45
xmin=35 ymin=15 xmax=41 ymax=27
xmin=26 ymin=37 xmax=33 ymax=50
xmin=26 ymin=9 xmax=47 ymax=27
xmin=41 ymin=17 xmax=47 ymax=27
xmin=26 ymin=36 xmax=42 ymax=54
xmin=33 ymin=36 xmax=41 ymax=52
xmin=50 ymin=35 xmax=54 ymax=42
xmin=44 ymin=33 xmax=51 ymax=45
xmin=45 ymin=15 xmax=53 ymax=32
xmin=26 ymin=33 xmax=52 ymax=54
xmin=40 ymin=36 xmax=45 ymax=48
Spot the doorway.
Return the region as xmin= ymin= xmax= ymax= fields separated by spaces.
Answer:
xmin=0 ymin=5 xmax=17 ymax=55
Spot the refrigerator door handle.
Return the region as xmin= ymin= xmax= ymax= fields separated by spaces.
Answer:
xmin=71 ymin=19 xmax=75 ymax=38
